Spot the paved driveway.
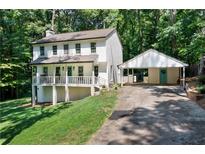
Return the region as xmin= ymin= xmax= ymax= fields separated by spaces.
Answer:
xmin=88 ymin=86 xmax=205 ymax=145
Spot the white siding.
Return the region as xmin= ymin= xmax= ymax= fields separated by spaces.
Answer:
xmin=106 ymin=32 xmax=123 ymax=83
xmin=32 ymin=39 xmax=106 ymax=61
xmin=36 ymin=63 xmax=93 ymax=76
xmin=120 ymin=49 xmax=188 ymax=68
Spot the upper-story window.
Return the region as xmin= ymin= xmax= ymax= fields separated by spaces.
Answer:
xmin=75 ymin=43 xmax=81 ymax=54
xmin=40 ymin=46 xmax=45 ymax=56
xmin=64 ymin=44 xmax=69 ymax=54
xmin=91 ymin=42 xmax=96 ymax=53
xmin=53 ymin=45 xmax=57 ymax=55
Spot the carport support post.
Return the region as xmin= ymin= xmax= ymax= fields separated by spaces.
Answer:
xmin=120 ymin=68 xmax=123 ymax=87
xmin=183 ymin=67 xmax=185 ymax=89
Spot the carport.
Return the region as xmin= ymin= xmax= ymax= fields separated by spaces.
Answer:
xmin=119 ymin=49 xmax=188 ymax=88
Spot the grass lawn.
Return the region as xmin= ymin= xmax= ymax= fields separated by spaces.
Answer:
xmin=0 ymin=90 xmax=117 ymax=144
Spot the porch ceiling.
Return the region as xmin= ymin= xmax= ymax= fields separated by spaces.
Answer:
xmin=30 ymin=55 xmax=98 ymax=65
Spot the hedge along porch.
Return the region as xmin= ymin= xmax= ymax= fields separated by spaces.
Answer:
xmin=119 ymin=49 xmax=188 ymax=88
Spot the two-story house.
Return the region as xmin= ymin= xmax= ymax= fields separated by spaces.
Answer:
xmin=31 ymin=28 xmax=123 ymax=105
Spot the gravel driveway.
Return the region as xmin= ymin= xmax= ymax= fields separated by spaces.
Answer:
xmin=88 ymin=85 xmax=205 ymax=145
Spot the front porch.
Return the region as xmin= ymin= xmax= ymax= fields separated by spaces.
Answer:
xmin=31 ymin=62 xmax=107 ymax=106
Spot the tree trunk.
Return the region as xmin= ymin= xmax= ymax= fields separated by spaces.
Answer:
xmin=169 ymin=9 xmax=177 ymax=57
xmin=51 ymin=9 xmax=56 ymax=31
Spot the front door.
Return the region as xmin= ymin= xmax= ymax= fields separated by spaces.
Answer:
xmin=67 ymin=66 xmax=72 ymax=76
xmin=78 ymin=66 xmax=84 ymax=76
xmin=160 ymin=68 xmax=167 ymax=84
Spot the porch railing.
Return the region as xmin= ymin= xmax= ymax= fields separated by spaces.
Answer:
xmin=40 ymin=76 xmax=54 ymax=84
xmin=32 ymin=76 xmax=106 ymax=86
xmin=67 ymin=76 xmax=92 ymax=85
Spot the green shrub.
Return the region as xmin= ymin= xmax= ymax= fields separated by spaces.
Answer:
xmin=196 ymin=84 xmax=205 ymax=94
xmin=198 ymin=75 xmax=205 ymax=84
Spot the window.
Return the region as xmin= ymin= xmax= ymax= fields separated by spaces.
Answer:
xmin=91 ymin=42 xmax=96 ymax=53
xmin=123 ymin=69 xmax=128 ymax=76
xmin=43 ymin=67 xmax=48 ymax=75
xmin=53 ymin=45 xmax=57 ymax=55
xmin=40 ymin=46 xmax=45 ymax=56
xmin=129 ymin=69 xmax=133 ymax=75
xmin=64 ymin=44 xmax=69 ymax=54
xmin=56 ymin=67 xmax=60 ymax=76
xmin=75 ymin=43 xmax=81 ymax=54
xmin=94 ymin=66 xmax=99 ymax=77
xmin=78 ymin=66 xmax=84 ymax=76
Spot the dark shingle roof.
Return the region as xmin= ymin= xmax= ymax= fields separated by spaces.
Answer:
xmin=32 ymin=28 xmax=115 ymax=44
xmin=30 ymin=55 xmax=98 ymax=65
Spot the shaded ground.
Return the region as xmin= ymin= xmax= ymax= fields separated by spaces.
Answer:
xmin=88 ymin=86 xmax=205 ymax=145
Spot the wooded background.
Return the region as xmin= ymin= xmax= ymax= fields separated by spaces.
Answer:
xmin=0 ymin=9 xmax=205 ymax=100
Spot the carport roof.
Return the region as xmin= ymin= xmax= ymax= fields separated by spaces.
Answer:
xmin=119 ymin=49 xmax=188 ymax=68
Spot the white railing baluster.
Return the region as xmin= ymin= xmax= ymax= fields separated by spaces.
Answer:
xmin=33 ymin=76 xmax=106 ymax=86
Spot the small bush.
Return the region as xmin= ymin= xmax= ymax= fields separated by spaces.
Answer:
xmin=112 ymin=84 xmax=120 ymax=90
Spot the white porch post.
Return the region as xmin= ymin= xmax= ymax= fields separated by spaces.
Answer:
xmin=91 ymin=68 xmax=95 ymax=96
xmin=52 ymin=66 xmax=57 ymax=105
xmin=32 ymin=86 xmax=36 ymax=106
xmin=65 ymin=65 xmax=69 ymax=102
xmin=183 ymin=67 xmax=185 ymax=89
xmin=65 ymin=65 xmax=68 ymax=85
xmin=53 ymin=66 xmax=56 ymax=84
xmin=52 ymin=85 xmax=57 ymax=105
xmin=36 ymin=71 xmax=40 ymax=85
xmin=65 ymin=86 xmax=69 ymax=102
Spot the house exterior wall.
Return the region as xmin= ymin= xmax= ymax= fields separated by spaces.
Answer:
xmin=167 ymin=67 xmax=179 ymax=84
xmin=36 ymin=63 xmax=93 ymax=76
xmin=106 ymin=32 xmax=123 ymax=84
xmin=148 ymin=67 xmax=179 ymax=84
xmin=148 ymin=68 xmax=160 ymax=84
xmin=37 ymin=86 xmax=45 ymax=103
xmin=32 ymin=39 xmax=106 ymax=62
xmin=37 ymin=86 xmax=91 ymax=103
xmin=69 ymin=87 xmax=91 ymax=101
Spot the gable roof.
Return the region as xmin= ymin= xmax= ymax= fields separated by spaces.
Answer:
xmin=30 ymin=55 xmax=98 ymax=65
xmin=119 ymin=49 xmax=188 ymax=68
xmin=32 ymin=28 xmax=116 ymax=44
